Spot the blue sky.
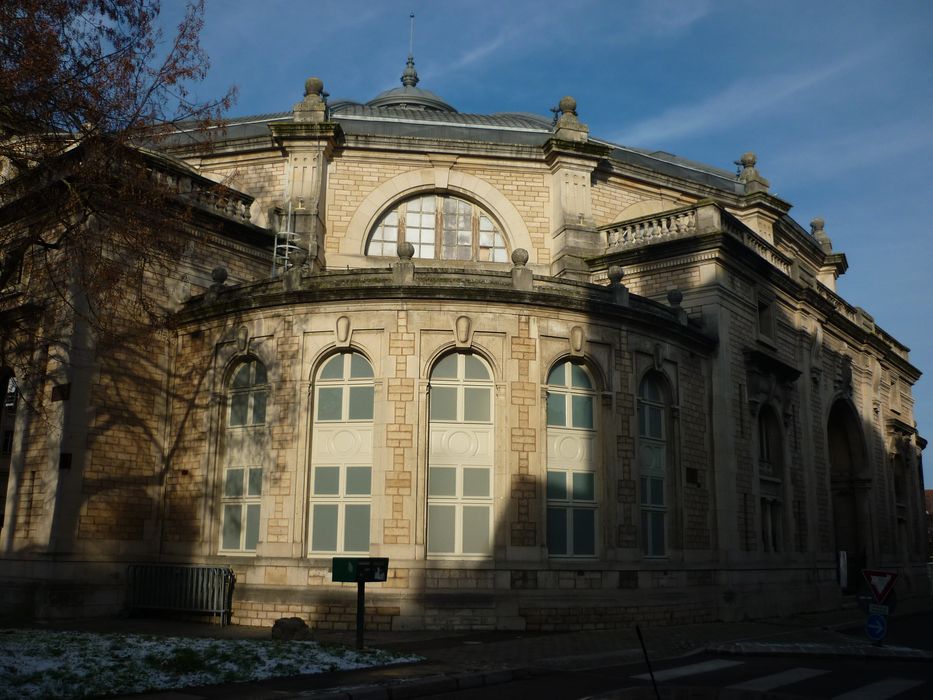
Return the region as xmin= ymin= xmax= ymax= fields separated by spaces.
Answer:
xmin=169 ymin=0 xmax=933 ymax=484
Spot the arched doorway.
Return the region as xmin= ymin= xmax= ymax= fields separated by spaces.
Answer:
xmin=827 ymin=400 xmax=869 ymax=592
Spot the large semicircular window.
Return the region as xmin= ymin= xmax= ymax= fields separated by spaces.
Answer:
xmin=367 ymin=194 xmax=508 ymax=262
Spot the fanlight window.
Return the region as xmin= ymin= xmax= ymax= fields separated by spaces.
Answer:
xmin=367 ymin=194 xmax=508 ymax=262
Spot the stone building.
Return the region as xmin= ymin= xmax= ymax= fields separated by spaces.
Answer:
xmin=0 ymin=59 xmax=927 ymax=630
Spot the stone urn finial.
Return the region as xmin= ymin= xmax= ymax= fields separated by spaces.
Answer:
xmin=608 ymin=265 xmax=624 ymax=286
xmin=511 ymin=248 xmax=529 ymax=267
xmin=553 ymin=95 xmax=588 ymax=143
xmin=736 ymin=151 xmax=770 ymax=194
xmin=397 ymin=241 xmax=415 ymax=261
xmin=811 ymin=217 xmax=833 ymax=253
xmin=294 ymin=77 xmax=327 ymax=123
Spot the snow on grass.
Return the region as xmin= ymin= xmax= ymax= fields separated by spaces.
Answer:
xmin=0 ymin=628 xmax=421 ymax=699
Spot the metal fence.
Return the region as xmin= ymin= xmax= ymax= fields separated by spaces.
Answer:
xmin=127 ymin=564 xmax=235 ymax=625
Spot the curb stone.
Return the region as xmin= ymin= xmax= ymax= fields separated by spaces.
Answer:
xmin=298 ymin=668 xmax=529 ymax=700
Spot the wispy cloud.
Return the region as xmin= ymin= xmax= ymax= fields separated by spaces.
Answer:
xmin=617 ymin=51 xmax=868 ymax=147
xmin=636 ymin=0 xmax=711 ymax=37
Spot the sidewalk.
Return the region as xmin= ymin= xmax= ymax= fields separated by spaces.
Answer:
xmin=45 ymin=596 xmax=933 ymax=700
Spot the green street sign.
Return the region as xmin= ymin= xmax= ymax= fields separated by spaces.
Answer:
xmin=332 ymin=557 xmax=389 ymax=583
xmin=332 ymin=557 xmax=358 ymax=582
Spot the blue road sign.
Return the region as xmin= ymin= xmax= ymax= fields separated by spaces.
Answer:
xmin=865 ymin=613 xmax=887 ymax=642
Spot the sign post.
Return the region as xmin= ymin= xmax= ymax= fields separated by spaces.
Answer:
xmin=332 ymin=557 xmax=389 ymax=649
xmin=860 ymin=569 xmax=898 ymax=646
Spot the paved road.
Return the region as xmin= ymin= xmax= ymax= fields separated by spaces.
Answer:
xmin=421 ymin=653 xmax=933 ymax=699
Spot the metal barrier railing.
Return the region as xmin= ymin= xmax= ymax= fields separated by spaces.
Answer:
xmin=127 ymin=564 xmax=235 ymax=625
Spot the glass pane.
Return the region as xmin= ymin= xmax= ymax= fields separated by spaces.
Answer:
xmin=428 ymin=467 xmax=457 ymax=497
xmin=641 ymin=509 xmax=649 ymax=552
xmin=251 ymin=390 xmax=267 ymax=425
xmin=462 ymin=506 xmax=490 ymax=554
xmin=641 ymin=375 xmax=662 ymax=403
xmin=571 ymin=395 xmax=593 ymax=429
xmin=222 ymin=505 xmax=242 ymax=549
xmin=311 ymin=504 xmax=338 ymax=552
xmin=640 ymin=443 xmax=663 ymax=474
xmin=638 ymin=404 xmax=648 ymax=437
xmin=430 ymin=387 xmax=457 ymax=421
xmin=229 ymin=393 xmax=248 ymax=426
xmin=344 ymin=504 xmax=370 ymax=552
xmin=464 ymin=355 xmax=489 ymax=380
xmin=346 ymin=467 xmax=371 ymax=495
xmin=650 ymin=477 xmax=665 ymax=506
xmin=319 ymin=355 xmax=344 ymax=380
xmin=547 ymin=471 xmax=567 ymax=500
xmin=350 ymin=353 xmax=373 ymax=378
xmin=314 ymin=466 xmax=340 ymax=495
xmin=245 ymin=504 xmax=260 ymax=550
xmin=547 ymin=364 xmax=566 ymax=387
xmin=462 ymin=468 xmax=489 ymax=497
xmin=248 ymin=467 xmax=263 ymax=496
xmin=640 ymin=476 xmax=649 ymax=505
xmin=317 ymin=387 xmax=343 ymax=421
xmin=572 ymin=472 xmax=595 ymax=501
xmin=253 ymin=362 xmax=267 ymax=385
xmin=431 ymin=354 xmax=457 ymax=379
xmin=427 ymin=505 xmax=456 ymax=553
xmin=421 ymin=195 xmax=435 ymax=212
xmin=648 ymin=406 xmax=663 ymax=439
xmin=572 ymin=509 xmax=595 ymax=555
xmin=232 ymin=364 xmax=251 ymax=389
xmin=224 ymin=469 xmax=244 ymax=498
xmin=547 ymin=393 xmax=566 ymax=427
xmin=348 ymin=386 xmax=374 ymax=420
xmin=547 ymin=507 xmax=567 ymax=555
xmin=651 ymin=511 xmax=665 ymax=555
xmin=464 ymin=388 xmax=490 ymax=422
xmin=570 ymin=364 xmax=591 ymax=389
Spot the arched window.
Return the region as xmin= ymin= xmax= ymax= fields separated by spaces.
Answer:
xmin=638 ymin=372 xmax=668 ymax=557
xmin=366 ymin=194 xmax=508 ymax=262
xmin=221 ymin=358 xmax=269 ymax=553
xmin=309 ymin=352 xmax=375 ymax=554
xmin=546 ymin=360 xmax=597 ymax=557
xmin=758 ymin=405 xmax=784 ymax=554
xmin=427 ymin=352 xmax=494 ymax=556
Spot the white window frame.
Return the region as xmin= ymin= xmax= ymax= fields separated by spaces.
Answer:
xmin=220 ymin=465 xmax=262 ymax=553
xmin=227 ymin=359 xmax=269 ymax=428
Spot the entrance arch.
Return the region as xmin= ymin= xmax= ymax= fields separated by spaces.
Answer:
xmin=827 ymin=400 xmax=869 ymax=592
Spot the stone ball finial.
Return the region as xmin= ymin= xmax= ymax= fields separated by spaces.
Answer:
xmin=607 ymin=265 xmax=624 ymax=286
xmin=559 ymin=96 xmax=577 ymax=115
xmin=810 ymin=217 xmax=825 ymax=234
xmin=667 ymin=288 xmax=683 ymax=307
xmin=511 ymin=248 xmax=529 ymax=267
xmin=397 ymin=241 xmax=415 ymax=261
xmin=304 ymin=77 xmax=324 ymax=97
xmin=740 ymin=152 xmax=757 ymax=168
xmin=211 ymin=266 xmax=228 ymax=285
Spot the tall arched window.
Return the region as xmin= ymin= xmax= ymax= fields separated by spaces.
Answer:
xmin=366 ymin=194 xmax=508 ymax=262
xmin=308 ymin=352 xmax=374 ymax=554
xmin=221 ymin=358 xmax=269 ymax=553
xmin=427 ymin=352 xmax=494 ymax=556
xmin=758 ymin=405 xmax=784 ymax=553
xmin=546 ymin=360 xmax=597 ymax=557
xmin=638 ymin=372 xmax=668 ymax=557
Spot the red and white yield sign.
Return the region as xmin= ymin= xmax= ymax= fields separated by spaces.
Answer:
xmin=862 ymin=569 xmax=898 ymax=604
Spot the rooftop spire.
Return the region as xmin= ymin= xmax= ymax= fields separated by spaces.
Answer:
xmin=401 ymin=12 xmax=419 ymax=87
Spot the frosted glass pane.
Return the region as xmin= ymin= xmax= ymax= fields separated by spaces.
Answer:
xmin=232 ymin=364 xmax=251 ymax=389
xmin=253 ymin=362 xmax=267 ymax=385
xmin=229 ymin=394 xmax=248 ymax=426
xmin=547 ymin=508 xmax=567 ymax=555
xmin=640 ymin=443 xmax=662 ymax=474
xmin=248 ymin=467 xmax=263 ymax=496
xmin=479 ymin=230 xmax=493 ymax=247
xmin=429 ymin=467 xmax=457 ymax=497
xmin=572 ymin=472 xmax=594 ymax=501
xmin=547 ymin=393 xmax=566 ymax=427
xmin=571 ymin=395 xmax=593 ymax=429
xmin=464 ymin=388 xmax=490 ymax=422
xmin=547 ymin=364 xmax=565 ymax=386
xmin=311 ymin=504 xmax=338 ymax=551
xmin=571 ymin=364 xmax=591 ymax=389
xmin=462 ymin=506 xmax=490 ymax=554
xmin=427 ymin=505 xmax=455 ymax=553
xmin=463 ymin=468 xmax=489 ymax=497
xmin=320 ymin=355 xmax=344 ymax=380
xmin=464 ymin=355 xmax=489 ymax=380
xmin=420 ymin=213 xmax=434 ymax=228
xmin=547 ymin=471 xmax=566 ymax=499
xmin=573 ymin=509 xmax=595 ymax=555
xmin=432 ymin=354 xmax=457 ymax=379
xmin=651 ymin=511 xmax=665 ymax=555
xmin=346 ymin=467 xmax=371 ymax=495
xmin=350 ymin=353 xmax=373 ymax=378
xmin=222 ymin=505 xmax=241 ymax=549
xmin=317 ymin=387 xmax=343 ymax=421
xmin=430 ymin=387 xmax=457 ymax=421
xmin=344 ymin=505 xmax=370 ymax=552
xmin=348 ymin=386 xmax=374 ymax=420
xmin=479 ymin=215 xmax=494 ymax=231
xmin=251 ymin=390 xmax=267 ymax=425
xmin=224 ymin=469 xmax=243 ymax=497
xmin=245 ymin=504 xmax=260 ymax=550
xmin=421 ymin=196 xmax=435 ymax=212
xmin=314 ymin=467 xmax=340 ymax=495
xmin=421 ymin=245 xmax=435 ymax=258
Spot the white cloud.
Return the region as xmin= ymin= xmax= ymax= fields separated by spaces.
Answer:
xmin=636 ymin=0 xmax=711 ymax=36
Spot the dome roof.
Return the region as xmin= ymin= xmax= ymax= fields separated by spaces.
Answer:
xmin=366 ymin=56 xmax=457 ymax=113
